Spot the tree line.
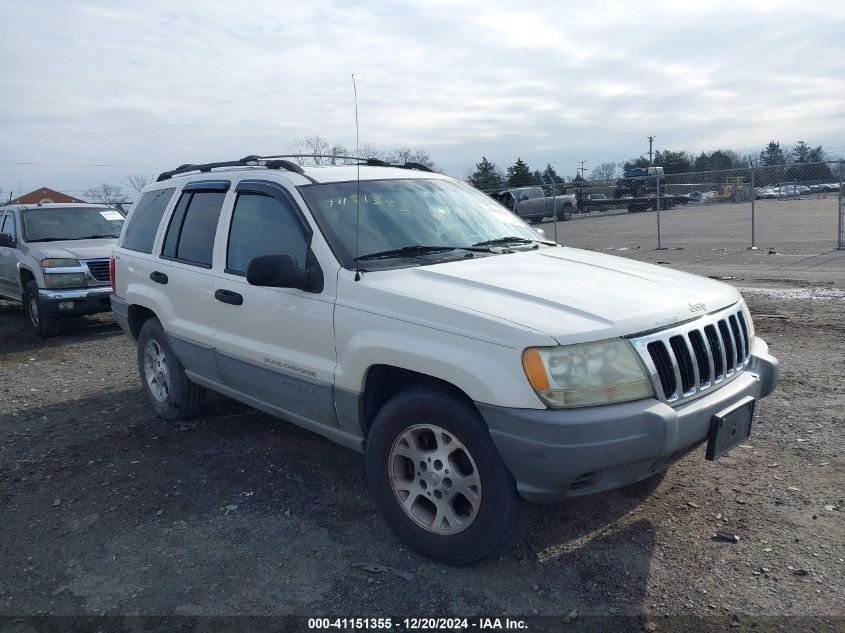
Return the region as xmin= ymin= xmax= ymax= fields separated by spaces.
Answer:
xmin=467 ymin=140 xmax=837 ymax=190
xmin=81 ymin=137 xmax=436 ymax=204
xmin=77 ymin=137 xmax=837 ymax=203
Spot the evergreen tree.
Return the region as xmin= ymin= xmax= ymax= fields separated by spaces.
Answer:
xmin=623 ymin=156 xmax=650 ymax=171
xmin=467 ymin=157 xmax=504 ymax=190
xmin=759 ymin=141 xmax=787 ymax=166
xmin=694 ymin=150 xmax=744 ymax=172
xmin=506 ymin=158 xmax=535 ymax=187
xmin=807 ymin=146 xmax=826 ymax=163
xmin=653 ymin=150 xmax=694 ymax=174
xmin=787 ymin=142 xmax=831 ymax=180
xmin=541 ymin=163 xmax=565 ymax=184
xmin=792 ymin=141 xmax=811 ymax=163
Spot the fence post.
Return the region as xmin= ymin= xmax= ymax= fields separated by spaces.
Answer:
xmin=655 ymin=175 xmax=662 ymax=249
xmin=750 ymin=168 xmax=756 ymax=249
xmin=839 ymin=160 xmax=844 ymax=250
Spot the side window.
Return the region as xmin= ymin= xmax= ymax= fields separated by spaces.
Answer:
xmin=226 ymin=193 xmax=307 ymax=274
xmin=121 ymin=188 xmax=175 ymax=253
xmin=161 ymin=191 xmax=226 ymax=267
xmin=1 ymin=214 xmax=15 ymax=238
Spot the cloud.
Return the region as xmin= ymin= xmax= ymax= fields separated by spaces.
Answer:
xmin=0 ymin=0 xmax=843 ymax=194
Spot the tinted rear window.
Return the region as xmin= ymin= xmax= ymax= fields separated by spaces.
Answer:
xmin=161 ymin=191 xmax=226 ymax=267
xmin=122 ymin=188 xmax=176 ymax=253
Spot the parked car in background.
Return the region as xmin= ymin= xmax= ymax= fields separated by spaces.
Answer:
xmin=110 ymin=156 xmax=778 ymax=564
xmin=491 ymin=186 xmax=576 ymax=222
xmin=758 ymin=184 xmax=811 ymax=199
xmin=0 ymin=203 xmax=124 ymax=336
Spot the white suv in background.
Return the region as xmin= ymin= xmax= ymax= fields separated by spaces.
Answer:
xmin=0 ymin=203 xmax=124 ymax=336
xmin=110 ymin=155 xmax=779 ymax=564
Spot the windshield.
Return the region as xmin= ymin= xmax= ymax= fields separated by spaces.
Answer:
xmin=299 ymin=178 xmax=545 ymax=268
xmin=22 ymin=207 xmax=124 ymax=242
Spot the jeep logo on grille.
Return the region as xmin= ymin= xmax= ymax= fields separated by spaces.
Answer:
xmin=688 ymin=302 xmax=707 ymax=312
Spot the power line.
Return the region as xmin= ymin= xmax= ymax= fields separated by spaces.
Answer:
xmin=0 ymin=161 xmax=164 ymax=168
xmin=577 ymin=160 xmax=588 ymax=178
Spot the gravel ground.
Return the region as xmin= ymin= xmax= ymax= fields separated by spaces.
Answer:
xmin=0 ymin=272 xmax=842 ymax=625
xmin=539 ymin=196 xmax=842 ymax=255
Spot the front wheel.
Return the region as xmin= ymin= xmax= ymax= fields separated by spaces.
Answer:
xmin=23 ymin=281 xmax=59 ymax=337
xmin=366 ymin=387 xmax=519 ymax=565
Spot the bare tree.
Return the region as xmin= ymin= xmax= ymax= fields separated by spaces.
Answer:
xmin=289 ymin=137 xmax=436 ymax=170
xmin=589 ymin=162 xmax=620 ymax=182
xmin=385 ymin=147 xmax=435 ymax=169
xmin=125 ymin=173 xmax=152 ymax=193
xmin=289 ymin=136 xmax=338 ymax=165
xmin=84 ymin=183 xmax=128 ymax=204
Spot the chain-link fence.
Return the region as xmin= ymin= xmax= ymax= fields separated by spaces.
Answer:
xmin=484 ymin=160 xmax=845 ymax=255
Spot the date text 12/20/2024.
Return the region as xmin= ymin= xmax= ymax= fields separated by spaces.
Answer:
xmin=308 ymin=618 xmax=528 ymax=630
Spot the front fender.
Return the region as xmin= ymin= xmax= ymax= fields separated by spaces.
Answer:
xmin=333 ymin=306 xmax=547 ymax=410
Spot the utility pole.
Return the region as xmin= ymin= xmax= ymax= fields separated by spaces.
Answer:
xmin=577 ymin=160 xmax=587 ymax=179
xmin=647 ymin=135 xmax=655 ymax=165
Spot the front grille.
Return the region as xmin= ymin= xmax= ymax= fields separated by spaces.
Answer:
xmin=85 ymin=259 xmax=111 ymax=282
xmin=629 ymin=304 xmax=752 ymax=404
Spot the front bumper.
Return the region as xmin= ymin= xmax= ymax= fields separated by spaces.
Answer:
xmin=478 ymin=337 xmax=779 ymax=502
xmin=37 ymin=286 xmax=113 ymax=317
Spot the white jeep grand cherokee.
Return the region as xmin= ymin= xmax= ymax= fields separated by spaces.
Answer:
xmin=110 ymin=155 xmax=779 ymax=564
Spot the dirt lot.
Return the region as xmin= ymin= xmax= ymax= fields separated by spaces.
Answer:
xmin=541 ymin=196 xmax=842 ymax=255
xmin=0 ymin=272 xmax=843 ymax=625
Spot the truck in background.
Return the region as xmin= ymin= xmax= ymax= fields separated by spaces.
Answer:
xmin=490 ymin=186 xmax=576 ymax=223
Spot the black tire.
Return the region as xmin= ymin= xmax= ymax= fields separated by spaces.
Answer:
xmin=137 ymin=318 xmax=205 ymax=421
xmin=556 ymin=205 xmax=573 ymax=221
xmin=23 ymin=281 xmax=60 ymax=337
xmin=366 ymin=386 xmax=519 ymax=565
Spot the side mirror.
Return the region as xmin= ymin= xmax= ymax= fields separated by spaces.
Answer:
xmin=0 ymin=233 xmax=15 ymax=248
xmin=246 ymin=254 xmax=323 ymax=293
xmin=535 ymin=228 xmax=546 ymax=238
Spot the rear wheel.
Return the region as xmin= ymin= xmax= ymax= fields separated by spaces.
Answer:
xmin=556 ymin=205 xmax=573 ymax=221
xmin=137 ymin=318 xmax=205 ymax=420
xmin=23 ymin=281 xmax=59 ymax=337
xmin=366 ymin=386 xmax=519 ymax=565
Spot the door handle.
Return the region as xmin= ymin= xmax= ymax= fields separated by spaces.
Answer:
xmin=149 ymin=271 xmax=168 ymax=284
xmin=214 ymin=289 xmax=243 ymax=306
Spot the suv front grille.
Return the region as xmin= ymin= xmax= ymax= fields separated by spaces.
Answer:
xmin=84 ymin=259 xmax=111 ymax=283
xmin=629 ymin=304 xmax=752 ymax=404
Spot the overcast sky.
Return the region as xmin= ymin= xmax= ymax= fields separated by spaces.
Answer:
xmin=2 ymin=0 xmax=844 ymax=199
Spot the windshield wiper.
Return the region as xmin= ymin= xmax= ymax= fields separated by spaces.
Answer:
xmin=76 ymin=234 xmax=119 ymax=239
xmin=473 ymin=236 xmax=552 ymax=247
xmin=356 ymin=245 xmax=464 ymax=261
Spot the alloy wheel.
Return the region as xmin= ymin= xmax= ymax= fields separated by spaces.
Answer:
xmin=388 ymin=424 xmax=482 ymax=535
xmin=143 ymin=339 xmax=171 ymax=403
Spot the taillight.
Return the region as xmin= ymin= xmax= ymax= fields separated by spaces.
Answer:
xmin=109 ymin=256 xmax=116 ymax=294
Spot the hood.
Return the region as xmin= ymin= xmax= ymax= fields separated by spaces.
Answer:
xmin=368 ymin=247 xmax=741 ymax=344
xmin=27 ymin=238 xmax=117 ymax=260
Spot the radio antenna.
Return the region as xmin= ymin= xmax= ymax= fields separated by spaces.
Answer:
xmin=550 ymin=176 xmax=558 ymax=245
xmin=352 ymin=73 xmax=362 ymax=281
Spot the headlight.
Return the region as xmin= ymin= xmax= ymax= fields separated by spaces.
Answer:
xmin=41 ymin=258 xmax=80 ymax=268
xmin=740 ymin=300 xmax=755 ymax=341
xmin=523 ymin=339 xmax=653 ymax=408
xmin=43 ymin=272 xmax=88 ymax=288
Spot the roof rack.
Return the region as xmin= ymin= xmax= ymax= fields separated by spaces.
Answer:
xmin=156 ymin=154 xmax=434 ymax=182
